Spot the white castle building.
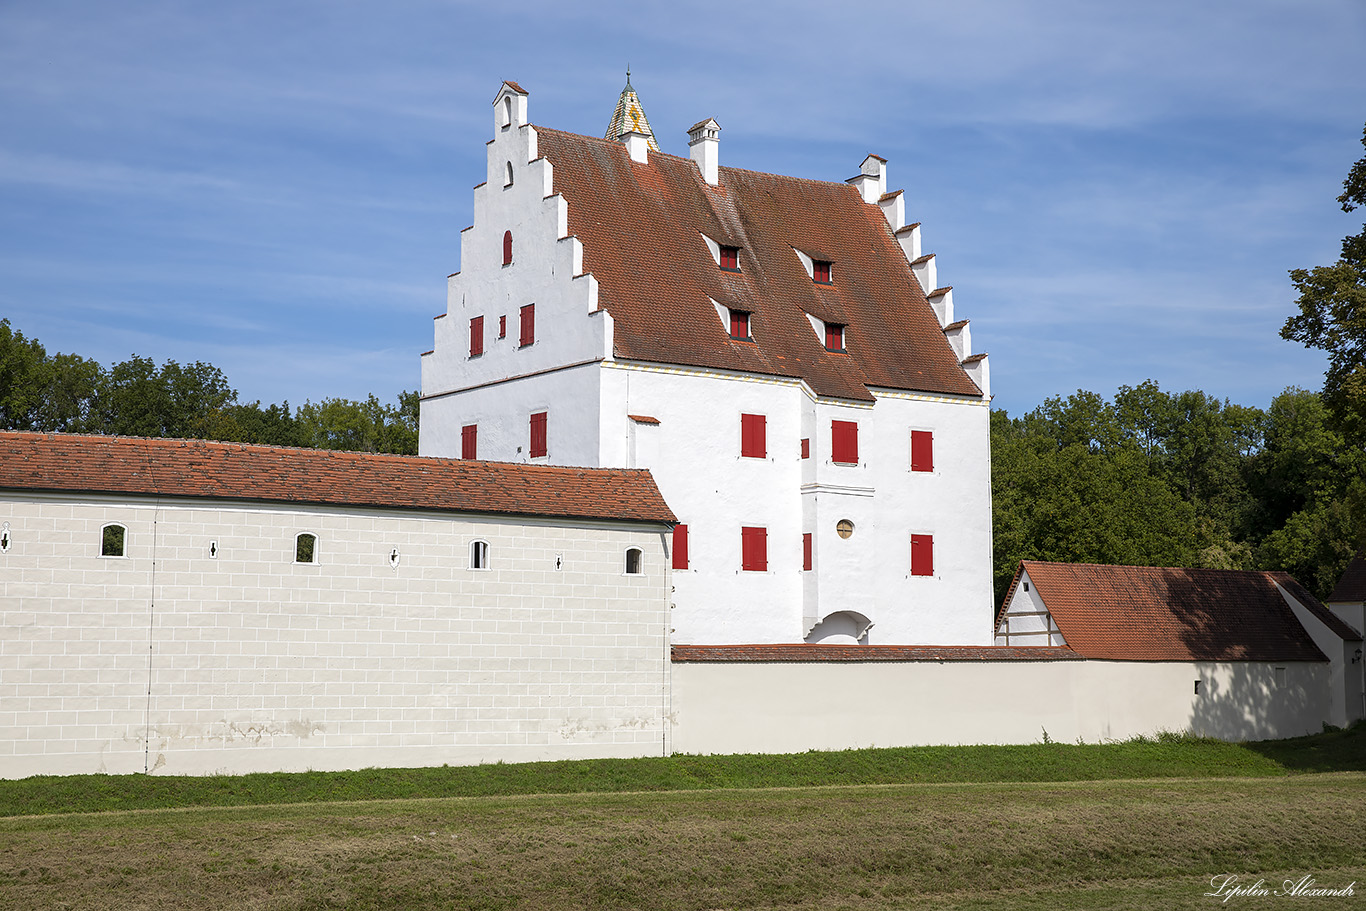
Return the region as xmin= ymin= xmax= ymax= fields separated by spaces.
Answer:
xmin=420 ymin=80 xmax=994 ymax=647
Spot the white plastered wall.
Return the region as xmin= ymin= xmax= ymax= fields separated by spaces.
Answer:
xmin=1279 ymin=583 xmax=1365 ymax=727
xmin=0 ymin=492 xmax=670 ymax=778
xmin=671 ymin=658 xmax=1331 ymax=754
xmin=994 ymin=568 xmax=1067 ymax=646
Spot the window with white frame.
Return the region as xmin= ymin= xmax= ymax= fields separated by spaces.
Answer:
xmin=625 ymin=547 xmax=643 ymax=574
xmin=101 ymin=523 xmax=126 ymax=558
xmin=470 ymin=539 xmax=490 ymax=570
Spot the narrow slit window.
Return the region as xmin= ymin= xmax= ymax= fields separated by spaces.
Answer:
xmin=672 ymin=524 xmax=689 ymax=570
xmin=729 ymin=310 xmax=751 ymax=340
xmin=0 ymin=522 xmax=11 ymax=553
xmin=519 ymin=303 xmax=535 ymax=347
xmin=719 ymin=246 xmax=740 ymax=272
xmin=504 ymin=161 xmax=514 ymax=187
xmin=499 ymin=315 xmax=507 ymax=338
xmin=295 ymin=533 xmax=317 ymax=564
xmin=461 ymin=424 xmax=478 ymax=460
xmin=529 ymin=411 xmax=548 ymax=458
xmin=470 ymin=540 xmax=489 ymax=570
xmin=502 ymin=230 xmax=513 ymax=266
xmin=101 ymin=523 xmax=126 ymax=557
xmin=813 ymin=260 xmax=832 ymax=283
xmin=625 ymin=547 xmax=643 ymax=575
xmin=802 ymin=532 xmax=813 ymax=571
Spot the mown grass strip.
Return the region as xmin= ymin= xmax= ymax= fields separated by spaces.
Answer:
xmin=5 ymin=724 xmax=1362 ymax=818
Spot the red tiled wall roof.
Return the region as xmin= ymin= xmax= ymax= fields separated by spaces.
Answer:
xmin=1004 ymin=561 xmax=1328 ymax=662
xmin=534 ymin=128 xmax=982 ymax=403
xmin=671 ymin=644 xmax=1082 ymax=662
xmin=0 ymin=432 xmax=676 ymax=526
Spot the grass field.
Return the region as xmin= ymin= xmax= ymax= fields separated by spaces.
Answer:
xmin=1 ymin=728 xmax=1362 ymax=910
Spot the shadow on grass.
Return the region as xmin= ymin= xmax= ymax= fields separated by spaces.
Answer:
xmin=1242 ymin=720 xmax=1366 ymax=772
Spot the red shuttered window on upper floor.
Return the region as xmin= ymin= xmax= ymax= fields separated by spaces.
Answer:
xmin=519 ymin=303 xmax=535 ymax=347
xmin=802 ymin=532 xmax=812 ymax=571
xmin=672 ymin=524 xmax=689 ymax=570
xmin=502 ymin=230 xmax=513 ymax=265
xmin=911 ymin=533 xmax=934 ymax=577
xmin=740 ymin=413 xmax=766 ymax=458
xmin=469 ymin=316 xmax=484 ymax=357
xmin=801 ymin=438 xmax=810 ymax=459
xmin=741 ymin=526 xmax=767 ymax=572
xmin=461 ymin=424 xmax=477 ymax=460
xmin=498 ymin=315 xmax=506 ymax=338
xmin=529 ymin=411 xmax=547 ymax=458
xmin=911 ymin=430 xmax=934 ymax=472
xmin=831 ymin=420 xmax=858 ymax=465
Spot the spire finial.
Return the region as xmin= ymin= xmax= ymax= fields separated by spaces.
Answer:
xmin=625 ymin=64 xmax=632 ymax=91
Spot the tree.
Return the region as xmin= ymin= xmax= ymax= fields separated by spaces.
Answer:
xmin=1282 ymin=121 xmax=1366 ymax=440
xmin=0 ymin=319 xmax=104 ymax=432
xmin=295 ymin=393 xmax=418 ymax=455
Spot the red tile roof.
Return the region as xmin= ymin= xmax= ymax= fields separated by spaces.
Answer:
xmin=0 ymin=432 xmax=676 ymax=526
xmin=1275 ymin=572 xmax=1362 ymax=640
xmin=1001 ymin=561 xmax=1329 ymax=662
xmin=671 ymin=644 xmax=1081 ymax=662
xmin=1328 ymin=552 xmax=1366 ymax=603
xmin=533 ymin=127 xmax=982 ymax=403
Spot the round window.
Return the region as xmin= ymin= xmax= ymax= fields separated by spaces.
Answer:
xmin=836 ymin=519 xmax=855 ymax=539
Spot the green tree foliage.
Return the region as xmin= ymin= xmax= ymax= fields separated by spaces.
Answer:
xmin=295 ymin=393 xmax=418 ymax=454
xmin=0 ymin=320 xmax=103 ymax=432
xmin=1282 ymin=122 xmax=1366 ymax=440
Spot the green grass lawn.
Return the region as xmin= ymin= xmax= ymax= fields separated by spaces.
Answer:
xmin=0 ymin=727 xmax=1362 ymax=910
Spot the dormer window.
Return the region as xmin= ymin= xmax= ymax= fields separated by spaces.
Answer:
xmin=720 ymin=246 xmax=740 ymax=272
xmin=729 ymin=309 xmax=751 ymax=340
xmin=813 ymin=260 xmax=832 ymax=284
xmin=825 ymin=323 xmax=845 ymax=352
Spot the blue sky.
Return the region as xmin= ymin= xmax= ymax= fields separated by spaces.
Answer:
xmin=2 ymin=0 xmax=1363 ymax=418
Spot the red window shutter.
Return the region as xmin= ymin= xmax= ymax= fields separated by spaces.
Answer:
xmin=672 ymin=524 xmax=689 ymax=570
xmin=519 ymin=303 xmax=535 ymax=347
xmin=469 ymin=316 xmax=484 ymax=357
xmin=832 ymin=420 xmax=858 ymax=464
xmin=825 ymin=323 xmax=844 ymax=351
xmin=730 ymin=310 xmax=749 ymax=339
xmin=911 ymin=534 xmax=934 ymax=577
xmin=498 ymin=315 xmax=506 ymax=338
xmin=720 ymin=246 xmax=739 ymax=270
xmin=741 ymin=526 xmax=767 ymax=572
xmin=801 ymin=438 xmax=810 ymax=459
xmin=911 ymin=430 xmax=934 ymax=472
xmin=802 ymin=533 xmax=812 ymax=571
xmin=529 ymin=411 xmax=547 ymax=458
xmin=461 ymin=424 xmax=477 ymax=460
xmin=740 ymin=413 xmax=766 ymax=458
xmin=502 ymin=230 xmax=513 ymax=265
xmin=814 ymin=261 xmax=831 ymax=283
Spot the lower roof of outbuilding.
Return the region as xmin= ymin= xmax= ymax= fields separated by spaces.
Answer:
xmin=0 ymin=432 xmax=677 ymax=526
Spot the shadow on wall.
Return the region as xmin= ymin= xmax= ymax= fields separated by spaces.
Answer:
xmin=1187 ymin=661 xmax=1322 ymax=742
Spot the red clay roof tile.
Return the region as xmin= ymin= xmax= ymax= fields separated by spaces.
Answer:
xmin=1328 ymin=552 xmax=1366 ymax=603
xmin=1002 ymin=561 xmax=1329 ymax=662
xmin=533 ymin=128 xmax=982 ymax=402
xmin=0 ymin=432 xmax=676 ymax=526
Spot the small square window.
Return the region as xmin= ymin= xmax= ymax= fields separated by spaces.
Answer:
xmin=825 ymin=323 xmax=845 ymax=352
xmin=729 ymin=310 xmax=750 ymax=340
xmin=813 ymin=261 xmax=832 ymax=283
xmin=101 ymin=524 xmax=126 ymax=557
xmin=470 ymin=540 xmax=489 ymax=570
xmin=625 ymin=547 xmax=643 ymax=575
xmin=720 ymin=246 xmax=740 ymax=272
xmin=295 ymin=533 xmax=317 ymax=564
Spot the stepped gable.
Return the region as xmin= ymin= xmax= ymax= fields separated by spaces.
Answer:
xmin=533 ymin=127 xmax=982 ymax=402
xmin=1328 ymin=551 xmax=1366 ymax=603
xmin=0 ymin=432 xmax=676 ymax=526
xmin=1000 ymin=561 xmax=1328 ymax=662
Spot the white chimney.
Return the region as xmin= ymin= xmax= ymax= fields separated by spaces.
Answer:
xmin=847 ymin=154 xmax=886 ymax=203
xmin=623 ymin=129 xmax=651 ymax=164
xmin=688 ymin=118 xmax=721 ymax=185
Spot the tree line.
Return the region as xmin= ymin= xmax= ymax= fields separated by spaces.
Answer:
xmin=0 ymin=320 xmax=417 ymax=455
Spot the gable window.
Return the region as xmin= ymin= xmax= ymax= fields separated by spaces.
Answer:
xmin=529 ymin=411 xmax=548 ymax=458
xmin=803 ymin=532 xmax=813 ymax=571
xmin=469 ymin=316 xmax=484 ymax=357
xmin=625 ymin=547 xmax=643 ymax=575
xmin=741 ymin=526 xmax=768 ymax=572
xmin=499 ymin=315 xmax=507 ymax=338
xmin=100 ymin=523 xmax=126 ymax=557
xmin=911 ymin=534 xmax=934 ymax=577
xmin=825 ymin=322 xmax=845 ymax=352
xmin=740 ymin=413 xmax=766 ymax=459
xmin=911 ymin=430 xmax=934 ymax=472
xmin=519 ymin=303 xmax=535 ymax=347
xmin=503 ymin=230 xmax=513 ymax=266
xmin=470 ymin=539 xmax=489 ymax=570
xmin=832 ymin=420 xmax=859 ymax=465
xmin=729 ymin=309 xmax=751 ymax=340
xmin=813 ymin=260 xmax=833 ymax=284
xmin=502 ymin=96 xmax=512 ymax=129
xmin=672 ymin=524 xmax=689 ymax=570
xmin=295 ymin=533 xmax=317 ymax=564
xmin=461 ymin=424 xmax=478 ymax=460
xmin=504 ymin=162 xmax=514 ymax=187
xmin=719 ymin=245 xmax=740 ymax=272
